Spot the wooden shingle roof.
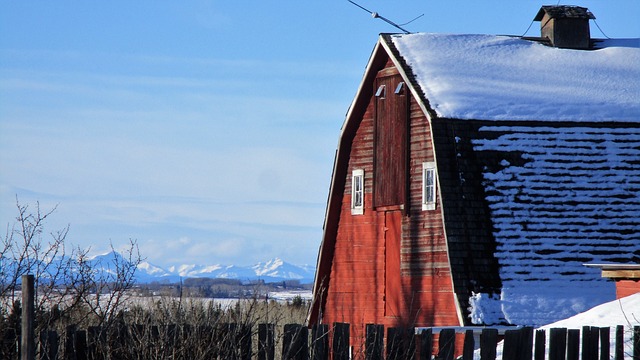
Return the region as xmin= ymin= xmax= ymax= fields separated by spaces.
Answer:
xmin=534 ymin=5 xmax=595 ymax=21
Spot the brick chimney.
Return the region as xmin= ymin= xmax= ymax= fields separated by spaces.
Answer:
xmin=534 ymin=5 xmax=595 ymax=49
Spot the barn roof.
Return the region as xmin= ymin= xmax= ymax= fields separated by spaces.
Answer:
xmin=310 ymin=33 xmax=640 ymax=327
xmin=533 ymin=5 xmax=595 ymax=21
xmin=385 ymin=33 xmax=640 ymax=325
xmin=390 ymin=33 xmax=640 ymax=122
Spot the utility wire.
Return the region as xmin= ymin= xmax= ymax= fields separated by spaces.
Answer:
xmin=592 ymin=19 xmax=611 ymax=39
xmin=520 ymin=19 xmax=535 ymax=37
xmin=347 ymin=0 xmax=414 ymax=34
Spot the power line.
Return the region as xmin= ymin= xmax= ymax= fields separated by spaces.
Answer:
xmin=347 ymin=0 xmax=422 ymax=34
xmin=592 ymin=19 xmax=611 ymax=39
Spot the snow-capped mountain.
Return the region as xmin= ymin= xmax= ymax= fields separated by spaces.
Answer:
xmin=136 ymin=257 xmax=315 ymax=284
xmin=1 ymin=251 xmax=315 ymax=284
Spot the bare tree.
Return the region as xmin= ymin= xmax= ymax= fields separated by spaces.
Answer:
xmin=0 ymin=198 xmax=142 ymax=358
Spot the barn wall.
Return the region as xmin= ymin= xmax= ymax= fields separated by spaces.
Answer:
xmin=322 ymin=59 xmax=460 ymax=350
xmin=616 ymin=280 xmax=640 ymax=299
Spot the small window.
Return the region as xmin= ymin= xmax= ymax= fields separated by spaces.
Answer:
xmin=351 ymin=169 xmax=364 ymax=215
xmin=375 ymin=85 xmax=386 ymax=98
xmin=422 ymin=162 xmax=436 ymax=211
xmin=394 ymin=82 xmax=405 ymax=95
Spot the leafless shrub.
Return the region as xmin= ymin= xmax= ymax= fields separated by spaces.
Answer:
xmin=0 ymin=199 xmax=141 ymax=359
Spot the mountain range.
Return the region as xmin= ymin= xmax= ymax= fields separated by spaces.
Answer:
xmin=2 ymin=252 xmax=316 ymax=285
xmin=126 ymin=254 xmax=316 ymax=284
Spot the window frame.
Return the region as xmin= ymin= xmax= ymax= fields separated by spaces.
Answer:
xmin=351 ymin=169 xmax=364 ymax=215
xmin=422 ymin=162 xmax=437 ymax=211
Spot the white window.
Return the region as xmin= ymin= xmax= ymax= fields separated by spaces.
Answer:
xmin=422 ymin=162 xmax=437 ymax=211
xmin=351 ymin=169 xmax=364 ymax=215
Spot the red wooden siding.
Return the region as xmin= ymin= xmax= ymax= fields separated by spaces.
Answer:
xmin=374 ymin=69 xmax=407 ymax=208
xmin=321 ymin=58 xmax=460 ymax=352
xmin=616 ymin=280 xmax=640 ymax=299
xmin=384 ymin=210 xmax=403 ymax=318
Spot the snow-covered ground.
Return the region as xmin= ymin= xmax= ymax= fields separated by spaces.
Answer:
xmin=487 ymin=293 xmax=640 ymax=359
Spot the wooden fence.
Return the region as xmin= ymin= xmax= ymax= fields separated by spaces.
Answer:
xmin=4 ymin=276 xmax=640 ymax=359
xmin=2 ymin=322 xmax=640 ymax=360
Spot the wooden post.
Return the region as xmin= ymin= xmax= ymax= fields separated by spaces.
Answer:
xmin=332 ymin=323 xmax=349 ymax=360
xmin=365 ymin=324 xmax=383 ymax=360
xmin=519 ymin=327 xmax=534 ymax=360
xmin=438 ymin=328 xmax=455 ymax=360
xmin=74 ymin=330 xmax=87 ymax=360
xmin=614 ymin=325 xmax=624 ymax=360
xmin=64 ymin=325 xmax=76 ymax=360
xmin=282 ymin=324 xmax=308 ymax=360
xmin=87 ymin=326 xmax=101 ymax=360
xmin=39 ymin=330 xmax=58 ymax=360
xmin=311 ymin=324 xmax=328 ymax=360
xmin=386 ymin=327 xmax=405 ymax=360
xmin=238 ymin=324 xmax=251 ymax=360
xmin=534 ymin=329 xmax=546 ymax=360
xmin=419 ymin=328 xmax=432 ymax=360
xmin=462 ymin=329 xmax=474 ymax=360
xmin=502 ymin=329 xmax=520 ymax=360
xmin=566 ymin=329 xmax=579 ymax=360
xmin=480 ymin=328 xmax=498 ymax=360
xmin=21 ymin=274 xmax=35 ymax=360
xmin=258 ymin=323 xmax=275 ymax=360
xmin=406 ymin=327 xmax=416 ymax=359
xmin=549 ymin=328 xmax=567 ymax=360
xmin=599 ymin=327 xmax=610 ymax=360
xmin=582 ymin=326 xmax=599 ymax=360
xmin=634 ymin=326 xmax=640 ymax=360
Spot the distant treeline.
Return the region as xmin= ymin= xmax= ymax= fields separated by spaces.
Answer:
xmin=135 ymin=278 xmax=312 ymax=298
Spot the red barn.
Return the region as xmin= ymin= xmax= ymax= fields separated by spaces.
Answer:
xmin=308 ymin=6 xmax=640 ymax=352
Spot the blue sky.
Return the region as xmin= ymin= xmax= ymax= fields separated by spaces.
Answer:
xmin=1 ymin=1 xmax=638 ymax=268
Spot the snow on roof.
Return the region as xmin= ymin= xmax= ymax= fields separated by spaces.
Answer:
xmin=390 ymin=33 xmax=640 ymax=122
xmin=466 ymin=124 xmax=640 ymax=326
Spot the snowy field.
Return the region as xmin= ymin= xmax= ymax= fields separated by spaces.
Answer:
xmin=486 ymin=293 xmax=640 ymax=360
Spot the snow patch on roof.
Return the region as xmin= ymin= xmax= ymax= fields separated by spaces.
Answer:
xmin=391 ymin=33 xmax=640 ymax=121
xmin=466 ymin=125 xmax=640 ymax=326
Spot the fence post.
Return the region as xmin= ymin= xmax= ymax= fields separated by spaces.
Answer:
xmin=21 ymin=274 xmax=35 ymax=360
xmin=634 ymin=326 xmax=640 ymax=360
xmin=599 ymin=327 xmax=610 ymax=360
xmin=566 ymin=329 xmax=579 ymax=360
xmin=311 ymin=324 xmax=328 ymax=360
xmin=239 ymin=324 xmax=251 ymax=360
xmin=39 ymin=330 xmax=58 ymax=360
xmin=519 ymin=327 xmax=534 ymax=360
xmin=282 ymin=324 xmax=308 ymax=360
xmin=258 ymin=323 xmax=275 ymax=360
xmin=502 ymin=329 xmax=520 ymax=360
xmin=438 ymin=328 xmax=455 ymax=360
xmin=534 ymin=329 xmax=546 ymax=360
xmin=480 ymin=328 xmax=498 ymax=360
xmin=64 ymin=325 xmax=77 ymax=360
xmin=74 ymin=330 xmax=87 ymax=360
xmin=582 ymin=326 xmax=599 ymax=360
xmin=386 ymin=327 xmax=405 ymax=360
xmin=614 ymin=325 xmax=623 ymax=360
xmin=549 ymin=328 xmax=567 ymax=360
xmin=462 ymin=329 xmax=474 ymax=360
xmin=419 ymin=328 xmax=432 ymax=360
xmin=332 ymin=323 xmax=350 ymax=360
xmin=365 ymin=324 xmax=383 ymax=360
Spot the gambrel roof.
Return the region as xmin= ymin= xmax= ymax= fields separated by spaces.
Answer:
xmin=310 ymin=33 xmax=640 ymax=327
xmin=390 ymin=33 xmax=640 ymax=122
